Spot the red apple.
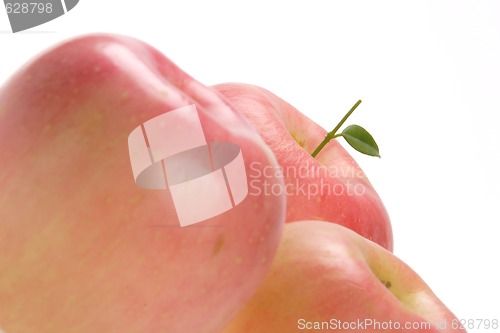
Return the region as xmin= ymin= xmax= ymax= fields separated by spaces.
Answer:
xmin=216 ymin=83 xmax=393 ymax=250
xmin=0 ymin=34 xmax=285 ymax=333
xmin=222 ymin=221 xmax=466 ymax=333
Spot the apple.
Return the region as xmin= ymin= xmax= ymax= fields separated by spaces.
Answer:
xmin=0 ymin=34 xmax=285 ymax=333
xmin=215 ymin=83 xmax=393 ymax=251
xmin=222 ymin=221 xmax=466 ymax=333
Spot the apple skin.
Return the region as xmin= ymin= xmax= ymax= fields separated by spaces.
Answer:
xmin=221 ymin=221 xmax=466 ymax=333
xmin=215 ymin=83 xmax=393 ymax=251
xmin=0 ymin=35 xmax=285 ymax=333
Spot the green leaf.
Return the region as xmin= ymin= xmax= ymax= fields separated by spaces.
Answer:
xmin=341 ymin=124 xmax=380 ymax=157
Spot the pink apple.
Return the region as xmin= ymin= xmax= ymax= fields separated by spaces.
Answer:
xmin=0 ymin=34 xmax=285 ymax=333
xmin=215 ymin=83 xmax=393 ymax=251
xmin=222 ymin=221 xmax=466 ymax=333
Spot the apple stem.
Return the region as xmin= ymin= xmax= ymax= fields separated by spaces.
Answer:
xmin=311 ymin=100 xmax=362 ymax=158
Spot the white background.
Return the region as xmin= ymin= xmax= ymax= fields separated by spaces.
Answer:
xmin=1 ymin=1 xmax=499 ymax=331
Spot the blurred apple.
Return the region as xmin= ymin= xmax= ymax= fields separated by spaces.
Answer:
xmin=222 ymin=221 xmax=465 ymax=333
xmin=0 ymin=34 xmax=285 ymax=333
xmin=216 ymin=84 xmax=393 ymax=250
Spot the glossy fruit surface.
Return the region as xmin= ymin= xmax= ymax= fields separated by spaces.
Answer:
xmin=222 ymin=221 xmax=466 ymax=333
xmin=216 ymin=83 xmax=393 ymax=250
xmin=0 ymin=34 xmax=285 ymax=333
